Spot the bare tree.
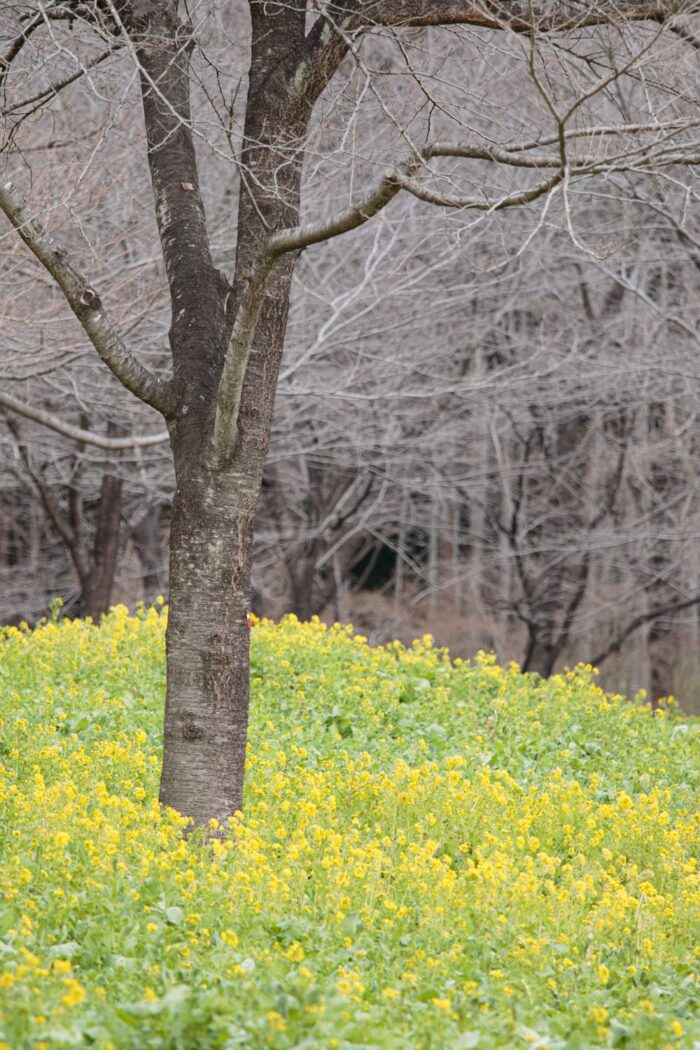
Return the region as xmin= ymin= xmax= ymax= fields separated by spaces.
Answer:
xmin=2 ymin=0 xmax=700 ymax=824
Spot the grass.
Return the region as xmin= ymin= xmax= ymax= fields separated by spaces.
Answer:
xmin=0 ymin=605 xmax=698 ymax=1049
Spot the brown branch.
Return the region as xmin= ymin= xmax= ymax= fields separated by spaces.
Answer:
xmin=303 ymin=1 xmax=699 ymax=108
xmin=590 ymin=594 xmax=700 ymax=668
xmin=321 ymin=1 xmax=696 ymax=31
xmin=0 ymin=389 xmax=170 ymax=449
xmin=0 ymin=178 xmax=175 ymax=417
xmin=211 ymin=168 xmax=406 ymax=464
xmin=2 ymin=47 xmax=118 ymax=118
xmin=125 ymin=3 xmax=227 ymax=402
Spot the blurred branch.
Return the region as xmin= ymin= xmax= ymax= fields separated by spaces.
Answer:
xmin=0 ymin=389 xmax=170 ymax=449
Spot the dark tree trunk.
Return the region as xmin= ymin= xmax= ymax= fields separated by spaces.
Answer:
xmin=131 ymin=504 xmax=165 ymax=603
xmin=153 ymin=7 xmax=309 ymax=824
xmin=287 ymin=550 xmax=320 ymax=620
xmin=522 ymin=636 xmax=562 ymax=678
xmin=160 ymin=467 xmax=255 ymax=824
xmin=648 ymin=618 xmax=674 ymax=706
xmin=82 ymin=472 xmax=123 ymax=620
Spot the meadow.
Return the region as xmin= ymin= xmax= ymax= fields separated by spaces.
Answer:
xmin=0 ymin=606 xmax=698 ymax=1049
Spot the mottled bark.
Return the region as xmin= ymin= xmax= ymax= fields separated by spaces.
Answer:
xmin=648 ymin=617 xmax=674 ymax=705
xmin=134 ymin=1 xmax=309 ymax=825
xmin=160 ymin=468 xmax=255 ymax=824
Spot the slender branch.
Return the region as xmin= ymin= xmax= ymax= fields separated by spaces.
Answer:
xmin=2 ymin=47 xmax=118 ymax=118
xmin=212 ymin=116 xmax=700 ymax=466
xmin=0 ymin=389 xmax=170 ymax=449
xmin=427 ymin=141 xmax=560 ymax=168
xmin=303 ymin=1 xmax=699 ymax=104
xmin=392 ymin=168 xmax=563 ymax=209
xmin=0 ymin=178 xmax=176 ymax=417
xmin=267 ymin=166 xmax=405 ymax=255
xmin=0 ymin=8 xmax=49 ymax=92
xmin=669 ymin=20 xmax=700 ymax=48
xmin=505 ymin=118 xmax=700 ymax=153
xmin=590 ymin=594 xmax=700 ymax=668
xmin=319 ymin=1 xmax=696 ymax=31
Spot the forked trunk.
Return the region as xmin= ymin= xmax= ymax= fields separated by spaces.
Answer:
xmin=159 ymin=466 xmax=255 ymax=826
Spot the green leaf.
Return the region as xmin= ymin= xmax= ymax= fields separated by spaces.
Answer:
xmin=115 ymin=1001 xmax=162 ymax=1022
xmin=454 ymin=1034 xmax=480 ymax=1049
xmin=47 ymin=941 xmax=82 ymax=960
xmin=162 ymin=984 xmax=192 ymax=1011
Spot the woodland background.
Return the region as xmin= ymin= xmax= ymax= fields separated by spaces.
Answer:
xmin=3 ymin=2 xmax=700 ymax=711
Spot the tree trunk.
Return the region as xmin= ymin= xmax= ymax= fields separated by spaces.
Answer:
xmin=648 ymin=617 xmax=674 ymax=706
xmin=288 ymin=557 xmax=317 ymax=621
xmin=82 ymin=472 xmax=123 ymax=620
xmin=522 ymin=636 xmax=561 ymax=678
xmin=131 ymin=504 xmax=165 ymax=603
xmin=159 ymin=466 xmax=255 ymax=825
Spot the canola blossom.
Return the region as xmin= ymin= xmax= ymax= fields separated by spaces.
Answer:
xmin=0 ymin=606 xmax=698 ymax=1049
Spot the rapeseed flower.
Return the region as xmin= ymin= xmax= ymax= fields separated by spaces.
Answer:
xmin=0 ymin=607 xmax=697 ymax=1048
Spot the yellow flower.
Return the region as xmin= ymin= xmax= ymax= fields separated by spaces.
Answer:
xmin=266 ymin=1010 xmax=286 ymax=1031
xmin=61 ymin=978 xmax=86 ymax=1007
xmin=431 ymin=997 xmax=452 ymax=1010
xmin=597 ymin=964 xmax=609 ymax=985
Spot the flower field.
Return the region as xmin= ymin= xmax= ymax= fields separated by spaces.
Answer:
xmin=0 ymin=607 xmax=698 ymax=1049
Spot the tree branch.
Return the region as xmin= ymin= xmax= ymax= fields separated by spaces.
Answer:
xmin=268 ymin=166 xmax=405 ymax=255
xmin=211 ymin=168 xmax=406 ymax=465
xmin=2 ymin=47 xmax=118 ymax=119
xmin=392 ymin=168 xmax=563 ymax=209
xmin=0 ymin=178 xmax=176 ymax=417
xmin=0 ymin=389 xmax=170 ymax=449
xmin=303 ymin=1 xmax=699 ymax=107
xmin=212 ymin=120 xmax=700 ymax=465
xmin=314 ymin=1 xmax=696 ymax=33
xmin=123 ymin=2 xmax=228 ymax=402
xmin=590 ymin=594 xmax=700 ymax=668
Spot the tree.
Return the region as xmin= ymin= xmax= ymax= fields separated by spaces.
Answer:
xmin=2 ymin=0 xmax=700 ymax=825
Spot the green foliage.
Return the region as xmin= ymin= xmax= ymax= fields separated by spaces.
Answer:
xmin=0 ymin=607 xmax=698 ymax=1049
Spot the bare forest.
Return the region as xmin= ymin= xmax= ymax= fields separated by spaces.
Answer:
xmin=3 ymin=1 xmax=700 ymax=822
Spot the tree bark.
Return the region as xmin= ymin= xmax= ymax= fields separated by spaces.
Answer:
xmin=522 ymin=636 xmax=562 ymax=678
xmin=153 ymin=1 xmax=309 ymax=824
xmin=82 ymin=472 xmax=123 ymax=620
xmin=131 ymin=504 xmax=164 ymax=604
xmin=160 ymin=467 xmax=255 ymax=824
